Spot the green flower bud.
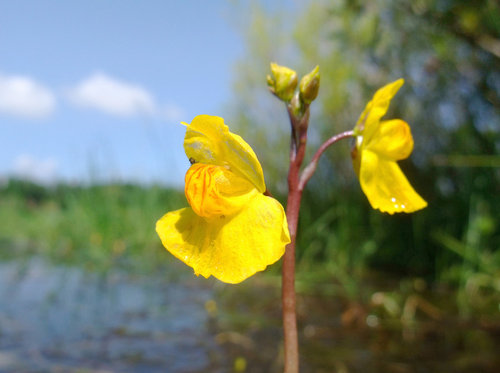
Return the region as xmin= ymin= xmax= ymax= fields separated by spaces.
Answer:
xmin=299 ymin=65 xmax=320 ymax=104
xmin=267 ymin=62 xmax=298 ymax=102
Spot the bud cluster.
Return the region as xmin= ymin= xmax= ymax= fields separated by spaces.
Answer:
xmin=267 ymin=62 xmax=320 ymax=110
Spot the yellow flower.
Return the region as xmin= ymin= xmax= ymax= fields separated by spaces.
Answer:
xmin=156 ymin=115 xmax=290 ymax=284
xmin=352 ymin=79 xmax=427 ymax=214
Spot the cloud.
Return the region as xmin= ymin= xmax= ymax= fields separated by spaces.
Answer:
xmin=0 ymin=73 xmax=56 ymax=118
xmin=12 ymin=154 xmax=59 ymax=185
xmin=68 ymin=73 xmax=156 ymax=117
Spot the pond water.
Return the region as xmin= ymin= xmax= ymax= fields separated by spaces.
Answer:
xmin=0 ymin=257 xmax=499 ymax=372
xmin=0 ymin=258 xmax=219 ymax=372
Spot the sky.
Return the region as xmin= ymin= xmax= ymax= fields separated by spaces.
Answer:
xmin=0 ymin=0 xmax=247 ymax=187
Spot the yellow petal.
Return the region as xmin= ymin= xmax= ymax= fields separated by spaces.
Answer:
xmin=156 ymin=195 xmax=290 ymax=284
xmin=356 ymin=79 xmax=404 ymax=142
xmin=359 ymin=149 xmax=427 ymax=214
xmin=184 ymin=163 xmax=258 ymax=218
xmin=366 ymin=119 xmax=414 ymax=161
xmin=183 ymin=115 xmax=266 ymax=192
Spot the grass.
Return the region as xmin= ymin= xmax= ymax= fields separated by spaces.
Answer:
xmin=0 ymin=179 xmax=185 ymax=273
xmin=1 ymin=178 xmax=498 ymax=316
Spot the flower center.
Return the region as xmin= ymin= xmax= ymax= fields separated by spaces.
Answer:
xmin=184 ymin=163 xmax=258 ymax=218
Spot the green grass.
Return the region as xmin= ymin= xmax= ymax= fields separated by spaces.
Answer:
xmin=0 ymin=179 xmax=185 ymax=273
xmin=1 ymin=178 xmax=498 ymax=316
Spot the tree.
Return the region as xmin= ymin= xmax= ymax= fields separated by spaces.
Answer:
xmin=228 ymin=0 xmax=500 ymax=278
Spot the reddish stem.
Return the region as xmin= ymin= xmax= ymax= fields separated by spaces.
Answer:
xmin=299 ymin=130 xmax=354 ymax=190
xmin=282 ymin=188 xmax=301 ymax=373
xmin=282 ymin=106 xmax=308 ymax=373
xmin=282 ymin=122 xmax=353 ymax=373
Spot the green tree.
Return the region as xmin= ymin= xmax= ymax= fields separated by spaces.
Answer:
xmin=228 ymin=0 xmax=500 ymax=282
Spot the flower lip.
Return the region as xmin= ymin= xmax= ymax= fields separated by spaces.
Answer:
xmin=156 ymin=192 xmax=290 ymax=284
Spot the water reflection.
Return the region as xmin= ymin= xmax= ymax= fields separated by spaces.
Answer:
xmin=1 ymin=258 xmax=499 ymax=372
xmin=0 ymin=258 xmax=216 ymax=372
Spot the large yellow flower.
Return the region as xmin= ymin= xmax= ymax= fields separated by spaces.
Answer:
xmin=352 ymin=79 xmax=427 ymax=214
xmin=156 ymin=115 xmax=290 ymax=284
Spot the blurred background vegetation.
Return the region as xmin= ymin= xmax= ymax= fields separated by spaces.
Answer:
xmin=227 ymin=0 xmax=500 ymax=306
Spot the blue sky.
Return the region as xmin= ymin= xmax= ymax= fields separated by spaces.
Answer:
xmin=0 ymin=0 xmax=248 ymax=186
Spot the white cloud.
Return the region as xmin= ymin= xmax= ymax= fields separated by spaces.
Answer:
xmin=0 ymin=73 xmax=56 ymax=118
xmin=68 ymin=73 xmax=156 ymax=117
xmin=12 ymin=154 xmax=59 ymax=185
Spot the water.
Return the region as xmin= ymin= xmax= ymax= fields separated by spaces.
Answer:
xmin=0 ymin=258 xmax=217 ymax=372
xmin=1 ymin=258 xmax=499 ymax=372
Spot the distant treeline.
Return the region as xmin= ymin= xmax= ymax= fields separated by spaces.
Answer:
xmin=1 ymin=177 xmax=498 ymax=289
xmin=0 ymin=178 xmax=185 ymax=273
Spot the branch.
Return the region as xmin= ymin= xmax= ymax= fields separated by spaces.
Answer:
xmin=298 ymin=130 xmax=354 ymax=191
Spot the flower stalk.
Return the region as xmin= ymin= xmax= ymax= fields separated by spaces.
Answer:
xmin=282 ymin=104 xmax=307 ymax=373
xmin=275 ymin=64 xmax=356 ymax=373
xmin=282 ymin=107 xmax=354 ymax=373
xmin=299 ymin=130 xmax=354 ymax=190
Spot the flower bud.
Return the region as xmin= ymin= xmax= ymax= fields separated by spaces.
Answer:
xmin=299 ymin=65 xmax=320 ymax=104
xmin=267 ymin=62 xmax=298 ymax=102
